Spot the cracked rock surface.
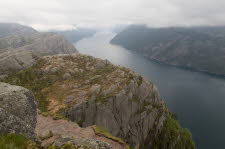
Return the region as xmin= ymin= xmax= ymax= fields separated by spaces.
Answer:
xmin=0 ymin=82 xmax=37 ymax=140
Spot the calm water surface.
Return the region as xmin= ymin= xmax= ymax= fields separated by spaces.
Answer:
xmin=75 ymin=32 xmax=225 ymax=149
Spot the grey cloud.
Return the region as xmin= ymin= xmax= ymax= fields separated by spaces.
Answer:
xmin=0 ymin=0 xmax=224 ymax=31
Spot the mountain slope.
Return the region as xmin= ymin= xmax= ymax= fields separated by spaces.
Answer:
xmin=0 ymin=23 xmax=37 ymax=38
xmin=111 ymin=25 xmax=225 ymax=75
xmin=0 ymin=32 xmax=78 ymax=55
xmin=56 ymin=28 xmax=96 ymax=43
xmin=3 ymin=53 xmax=195 ymax=149
xmin=0 ymin=23 xmax=78 ymax=77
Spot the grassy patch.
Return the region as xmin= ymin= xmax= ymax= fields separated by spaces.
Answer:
xmin=92 ymin=125 xmax=130 ymax=149
xmin=4 ymin=68 xmax=50 ymax=112
xmin=137 ymin=76 xmax=143 ymax=86
xmin=138 ymin=101 xmax=151 ymax=114
xmin=129 ymin=95 xmax=140 ymax=103
xmin=95 ymin=95 xmax=111 ymax=104
xmin=3 ymin=59 xmax=63 ymax=112
xmin=0 ymin=134 xmax=38 ymax=149
xmin=136 ymin=101 xmax=163 ymax=114
xmin=77 ymin=119 xmax=85 ymax=127
xmin=39 ymin=130 xmax=53 ymax=141
xmin=47 ymin=145 xmax=58 ymax=149
xmin=151 ymin=114 xmax=196 ymax=149
xmin=47 ymin=143 xmax=94 ymax=149
xmin=95 ymin=64 xmax=116 ymax=75
xmin=40 ymin=111 xmax=67 ymax=120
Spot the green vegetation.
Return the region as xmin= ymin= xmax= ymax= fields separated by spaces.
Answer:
xmin=129 ymin=96 xmax=140 ymax=103
xmin=151 ymin=114 xmax=196 ymax=149
xmin=136 ymin=100 xmax=164 ymax=115
xmin=77 ymin=119 xmax=85 ymax=127
xmin=4 ymin=59 xmax=59 ymax=112
xmin=96 ymin=64 xmax=116 ymax=75
xmin=47 ymin=144 xmax=95 ymax=149
xmin=0 ymin=134 xmax=38 ymax=149
xmin=39 ymin=130 xmax=53 ymax=141
xmin=95 ymin=95 xmax=110 ymax=104
xmin=63 ymin=144 xmax=74 ymax=149
xmin=47 ymin=145 xmax=58 ymax=149
xmin=137 ymin=100 xmax=151 ymax=114
xmin=41 ymin=111 xmax=67 ymax=120
xmin=3 ymin=56 xmax=119 ymax=112
xmin=137 ymin=76 xmax=143 ymax=86
xmin=92 ymin=125 xmax=130 ymax=149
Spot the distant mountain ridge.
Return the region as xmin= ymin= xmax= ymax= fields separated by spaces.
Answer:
xmin=0 ymin=23 xmax=78 ymax=77
xmin=0 ymin=23 xmax=37 ymax=38
xmin=55 ymin=28 xmax=96 ymax=43
xmin=111 ymin=25 xmax=225 ymax=75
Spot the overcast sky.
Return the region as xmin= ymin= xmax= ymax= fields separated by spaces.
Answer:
xmin=0 ymin=0 xmax=225 ymax=31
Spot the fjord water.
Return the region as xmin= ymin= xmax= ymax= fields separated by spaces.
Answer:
xmin=75 ymin=32 xmax=225 ymax=149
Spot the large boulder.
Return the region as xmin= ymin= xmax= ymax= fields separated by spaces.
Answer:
xmin=64 ymin=75 xmax=166 ymax=148
xmin=0 ymin=82 xmax=37 ymax=140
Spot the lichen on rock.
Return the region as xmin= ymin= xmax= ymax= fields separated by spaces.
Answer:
xmin=0 ymin=82 xmax=37 ymax=140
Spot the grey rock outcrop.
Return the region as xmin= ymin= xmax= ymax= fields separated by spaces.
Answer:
xmin=0 ymin=82 xmax=37 ymax=139
xmin=0 ymin=24 xmax=78 ymax=76
xmin=22 ymin=32 xmax=78 ymax=55
xmin=49 ymin=138 xmax=112 ymax=149
xmin=2 ymin=54 xmax=195 ymax=148
xmin=36 ymin=115 xmax=124 ymax=149
xmin=0 ymin=32 xmax=78 ymax=55
xmin=31 ymin=54 xmax=166 ymax=148
xmin=0 ymin=49 xmax=36 ymax=77
xmin=63 ymin=73 xmax=72 ymax=80
xmin=64 ymin=78 xmax=165 ymax=148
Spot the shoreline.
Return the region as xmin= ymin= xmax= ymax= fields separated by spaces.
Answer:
xmin=110 ymin=42 xmax=225 ymax=79
xmin=149 ymin=57 xmax=225 ymax=78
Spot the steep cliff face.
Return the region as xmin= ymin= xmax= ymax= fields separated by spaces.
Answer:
xmin=0 ymin=82 xmax=125 ymax=149
xmin=3 ymin=54 xmax=195 ymax=149
xmin=111 ymin=25 xmax=225 ymax=75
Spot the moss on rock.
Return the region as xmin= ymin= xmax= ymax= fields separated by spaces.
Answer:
xmin=0 ymin=134 xmax=38 ymax=149
xmin=92 ymin=125 xmax=130 ymax=149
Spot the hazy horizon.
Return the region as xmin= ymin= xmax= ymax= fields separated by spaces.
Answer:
xmin=1 ymin=0 xmax=225 ymax=31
